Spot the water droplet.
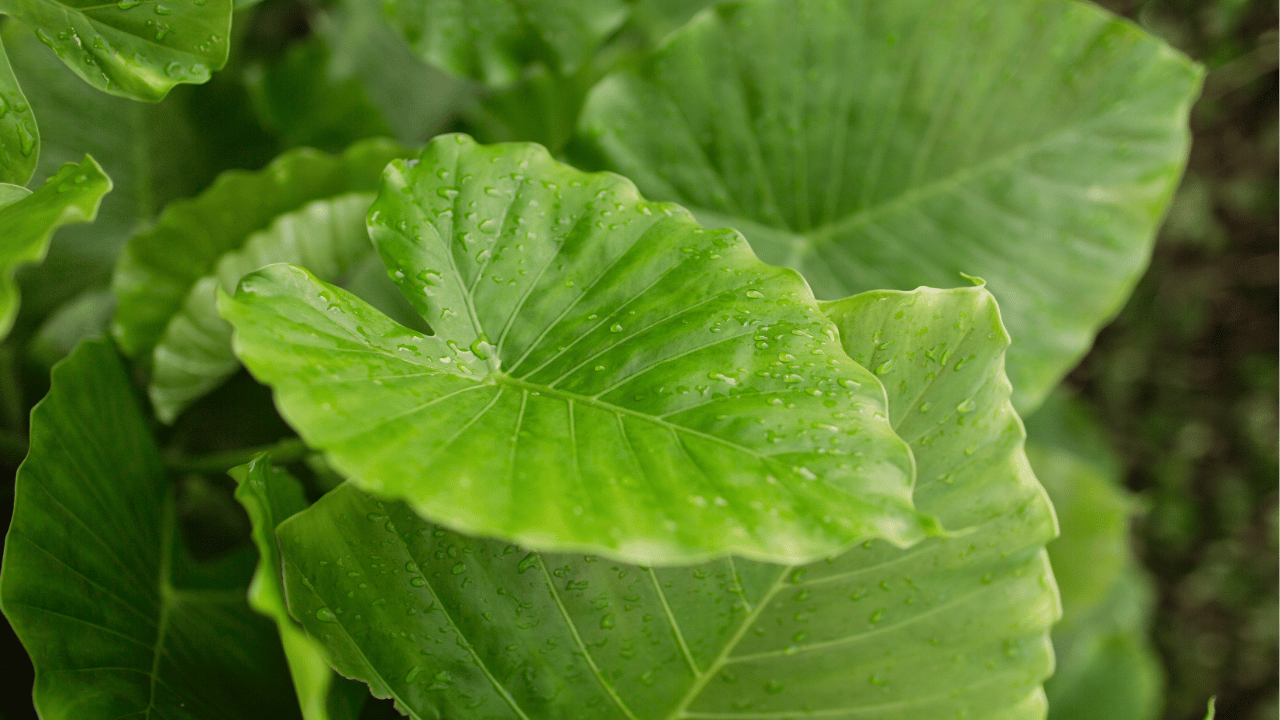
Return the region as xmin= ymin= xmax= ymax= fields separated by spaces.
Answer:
xmin=745 ymin=290 xmax=764 ymax=299
xmin=405 ymin=666 xmax=421 ymax=682
xmin=410 ymin=577 xmax=426 ymax=587
xmin=764 ymin=680 xmax=784 ymax=695
xmin=869 ymin=608 xmax=886 ymax=623
xmin=600 ymin=613 xmax=615 ymax=629
xmin=789 ymin=568 xmax=807 ymax=584
xmin=517 ymin=552 xmax=539 ymax=574
xmin=610 ymin=324 xmax=623 ymax=333
xmin=315 ymin=608 xmax=337 ymax=623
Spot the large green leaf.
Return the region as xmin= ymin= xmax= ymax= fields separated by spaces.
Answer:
xmin=574 ymin=0 xmax=1202 ymax=412
xmin=2 ymin=0 xmax=232 ymax=102
xmin=0 ymin=155 xmax=110 ymax=340
xmin=221 ymin=133 xmax=932 ymax=565
xmin=231 ymin=457 xmax=367 ymax=720
xmin=0 ymin=32 xmax=37 ymax=185
xmin=1025 ymin=392 xmax=1163 ymax=720
xmin=112 ymin=137 xmax=409 ymax=362
xmin=272 ymin=285 xmax=1058 ymax=719
xmin=383 ymin=0 xmax=629 ymax=86
xmin=0 ymin=340 xmax=300 ymax=720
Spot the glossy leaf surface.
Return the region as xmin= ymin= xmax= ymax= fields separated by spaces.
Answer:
xmin=222 ymin=134 xmax=930 ymax=565
xmin=232 ymin=457 xmax=366 ymax=720
xmin=575 ymin=0 xmax=1202 ymax=411
xmin=0 ymin=340 xmax=300 ymax=720
xmin=112 ymin=138 xmax=408 ymax=362
xmin=274 ymin=285 xmax=1059 ymax=719
xmin=0 ymin=32 xmax=37 ymax=185
xmin=0 ymin=154 xmax=110 ymax=339
xmin=2 ymin=0 xmax=232 ymax=101
xmin=384 ymin=0 xmax=628 ymax=86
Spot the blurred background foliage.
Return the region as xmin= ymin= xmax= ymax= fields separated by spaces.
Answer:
xmin=0 ymin=0 xmax=1274 ymax=718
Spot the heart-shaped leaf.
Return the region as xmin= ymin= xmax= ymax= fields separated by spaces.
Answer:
xmin=0 ymin=154 xmax=110 ymax=340
xmin=221 ymin=133 xmax=933 ymax=565
xmin=0 ymin=340 xmax=300 ymax=720
xmin=383 ymin=0 xmax=628 ymax=87
xmin=574 ymin=0 xmax=1202 ymax=412
xmin=272 ymin=285 xmax=1058 ymax=719
xmin=2 ymin=0 xmax=232 ymax=102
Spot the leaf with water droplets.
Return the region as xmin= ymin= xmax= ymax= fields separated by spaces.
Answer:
xmin=1 ymin=0 xmax=233 ymax=101
xmin=0 ymin=154 xmax=110 ymax=340
xmin=383 ymin=0 xmax=628 ymax=87
xmin=112 ymin=138 xmax=412 ymax=422
xmin=0 ymin=33 xmax=38 ymax=185
xmin=0 ymin=340 xmax=302 ymax=720
xmin=221 ymin=133 xmax=936 ymax=565
xmin=270 ymin=284 xmax=1058 ymax=719
xmin=575 ymin=0 xmax=1202 ymax=412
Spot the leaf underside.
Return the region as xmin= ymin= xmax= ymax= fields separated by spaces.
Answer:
xmin=274 ymin=285 xmax=1059 ymax=720
xmin=222 ymin=133 xmax=934 ymax=566
xmin=0 ymin=340 xmax=299 ymax=720
xmin=575 ymin=0 xmax=1203 ymax=412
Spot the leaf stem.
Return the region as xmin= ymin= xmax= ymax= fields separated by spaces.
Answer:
xmin=164 ymin=437 xmax=311 ymax=474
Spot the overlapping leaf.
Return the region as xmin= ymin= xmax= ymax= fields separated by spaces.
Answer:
xmin=383 ymin=0 xmax=628 ymax=86
xmin=575 ymin=0 xmax=1202 ymax=411
xmin=111 ymin=138 xmax=410 ymax=420
xmin=272 ymin=285 xmax=1059 ymax=719
xmin=2 ymin=0 xmax=232 ymax=102
xmin=0 ymin=155 xmax=110 ymax=339
xmin=232 ymin=457 xmax=367 ymax=720
xmin=221 ymin=134 xmax=932 ymax=565
xmin=0 ymin=340 xmax=300 ymax=720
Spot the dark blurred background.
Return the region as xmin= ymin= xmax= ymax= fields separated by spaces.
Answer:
xmin=1079 ymin=1 xmax=1277 ymax=718
xmin=0 ymin=1 xmax=1275 ymax=719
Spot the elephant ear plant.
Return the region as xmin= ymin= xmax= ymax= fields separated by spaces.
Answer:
xmin=0 ymin=1 xmax=1200 ymax=719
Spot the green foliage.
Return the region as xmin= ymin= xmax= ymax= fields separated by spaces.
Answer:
xmin=574 ymin=0 xmax=1202 ymax=412
xmin=0 ymin=1 xmax=1219 ymax=718
xmin=0 ymin=340 xmax=298 ymax=720
xmin=269 ymin=285 xmax=1055 ymax=719
xmin=221 ymin=134 xmax=935 ymax=565
xmin=0 ymin=155 xmax=110 ymax=340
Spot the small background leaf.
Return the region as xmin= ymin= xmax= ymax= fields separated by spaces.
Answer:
xmin=0 ymin=155 xmax=110 ymax=340
xmin=111 ymin=137 xmax=408 ymax=362
xmin=0 ymin=340 xmax=300 ymax=720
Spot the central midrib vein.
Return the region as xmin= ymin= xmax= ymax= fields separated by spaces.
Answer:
xmin=492 ymin=374 xmax=778 ymax=464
